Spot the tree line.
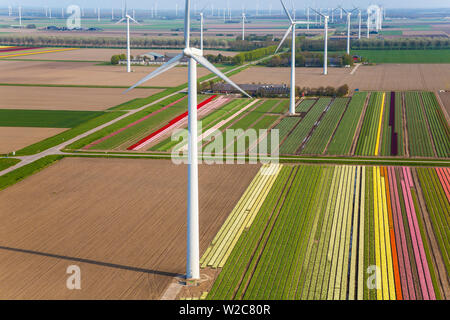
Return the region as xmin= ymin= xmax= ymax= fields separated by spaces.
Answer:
xmin=262 ymin=52 xmax=354 ymax=68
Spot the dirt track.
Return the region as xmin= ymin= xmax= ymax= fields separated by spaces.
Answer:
xmin=0 ymin=158 xmax=260 ymax=299
xmin=0 ymin=86 xmax=160 ymax=111
xmin=230 ymin=64 xmax=450 ymax=91
xmin=0 ymin=127 xmax=66 ymax=154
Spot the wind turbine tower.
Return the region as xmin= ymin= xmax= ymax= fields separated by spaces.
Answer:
xmin=311 ymin=8 xmax=328 ymax=75
xmin=125 ymin=0 xmax=250 ymax=281
xmin=276 ymin=0 xmax=311 ymax=115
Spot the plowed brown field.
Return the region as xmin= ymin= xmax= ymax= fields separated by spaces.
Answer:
xmin=230 ymin=64 xmax=450 ymax=91
xmin=0 ymin=60 xmax=211 ymax=87
xmin=0 ymin=158 xmax=260 ymax=299
xmin=0 ymin=127 xmax=66 ymax=154
xmin=0 ymin=86 xmax=160 ymax=111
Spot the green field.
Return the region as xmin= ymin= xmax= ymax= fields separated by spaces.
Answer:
xmin=0 ymin=158 xmax=20 ymax=171
xmin=352 ymin=49 xmax=450 ymax=64
xmin=0 ymin=109 xmax=104 ymax=128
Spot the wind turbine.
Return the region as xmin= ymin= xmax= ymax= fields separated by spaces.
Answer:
xmin=311 ymin=8 xmax=328 ymax=75
xmin=116 ymin=12 xmax=139 ymax=73
xmin=241 ymin=11 xmax=248 ymax=40
xmin=340 ymin=7 xmax=356 ymax=55
xmin=275 ymin=0 xmax=310 ymax=115
xmin=199 ymin=12 xmax=204 ymax=52
xmin=18 ymin=5 xmax=22 ymax=26
xmin=357 ymin=9 xmax=361 ymax=39
xmin=124 ymin=0 xmax=250 ymax=281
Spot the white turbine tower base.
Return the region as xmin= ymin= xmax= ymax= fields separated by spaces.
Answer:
xmin=125 ymin=0 xmax=251 ymax=281
xmin=276 ymin=0 xmax=311 ymax=115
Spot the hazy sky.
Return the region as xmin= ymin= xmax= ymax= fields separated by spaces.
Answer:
xmin=1 ymin=0 xmax=450 ymax=10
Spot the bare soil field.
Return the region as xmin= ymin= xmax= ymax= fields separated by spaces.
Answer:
xmin=0 ymin=127 xmax=66 ymax=154
xmin=6 ymin=48 xmax=239 ymax=61
xmin=0 ymin=86 xmax=160 ymax=111
xmin=0 ymin=60 xmax=211 ymax=87
xmin=438 ymin=91 xmax=450 ymax=116
xmin=0 ymin=157 xmax=260 ymax=299
xmin=230 ymin=64 xmax=450 ymax=91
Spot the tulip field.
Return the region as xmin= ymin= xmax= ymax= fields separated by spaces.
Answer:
xmin=203 ymin=164 xmax=449 ymax=300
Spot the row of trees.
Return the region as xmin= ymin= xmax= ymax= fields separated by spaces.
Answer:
xmin=0 ymin=34 xmax=277 ymax=51
xmin=205 ymin=45 xmax=277 ymax=66
xmin=296 ymin=84 xmax=349 ymax=98
xmin=299 ymin=37 xmax=450 ymax=51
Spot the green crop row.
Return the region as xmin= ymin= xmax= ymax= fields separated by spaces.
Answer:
xmin=416 ymin=168 xmax=450 ymax=275
xmin=280 ymin=98 xmax=332 ymax=155
xmin=405 ymin=92 xmax=435 ymax=157
xmin=327 ymin=92 xmax=367 ymax=155
xmin=301 ymin=97 xmax=350 ymax=155
xmin=66 ymin=93 xmax=186 ymax=151
xmin=355 ymin=92 xmax=384 ymax=156
xmin=421 ymin=92 xmax=450 ymax=158
xmin=295 ymin=99 xmax=316 ymax=113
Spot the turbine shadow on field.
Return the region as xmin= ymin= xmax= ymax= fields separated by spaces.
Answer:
xmin=0 ymin=245 xmax=183 ymax=278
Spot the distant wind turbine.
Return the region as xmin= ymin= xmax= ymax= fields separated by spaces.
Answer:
xmin=340 ymin=7 xmax=356 ymax=55
xmin=276 ymin=0 xmax=311 ymax=115
xmin=311 ymin=8 xmax=328 ymax=75
xmin=116 ymin=11 xmax=140 ymax=73
xmin=125 ymin=0 xmax=250 ymax=281
xmin=241 ymin=12 xmax=248 ymax=40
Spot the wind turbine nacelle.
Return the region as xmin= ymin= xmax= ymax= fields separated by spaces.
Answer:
xmin=184 ymin=47 xmax=203 ymax=57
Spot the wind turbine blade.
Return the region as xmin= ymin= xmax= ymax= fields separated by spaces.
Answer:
xmin=275 ymin=25 xmax=293 ymax=53
xmin=191 ymin=54 xmax=251 ymax=98
xmin=125 ymin=53 xmax=183 ymax=92
xmin=200 ymin=1 xmax=211 ymax=14
xmin=280 ymin=0 xmax=293 ymax=23
xmin=115 ymin=17 xmax=126 ymax=24
xmin=129 ymin=16 xmax=140 ymax=24
xmin=310 ymin=7 xmax=325 ymax=18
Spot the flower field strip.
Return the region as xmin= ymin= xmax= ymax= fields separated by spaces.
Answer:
xmin=374 ymin=93 xmax=386 ymax=156
xmin=271 ymin=99 xmax=290 ymax=113
xmin=404 ymin=92 xmax=435 ymax=157
xmin=279 ymin=98 xmax=332 ymax=155
xmin=221 ymin=100 xmax=285 ymax=155
xmin=128 ymin=95 xmax=217 ymax=150
xmin=291 ymin=167 xmax=335 ymax=300
xmin=168 ymin=99 xmax=257 ymax=153
xmin=301 ymin=98 xmax=350 ymax=155
xmin=395 ymin=92 xmax=404 ymax=156
xmin=242 ymin=166 xmax=323 ymax=299
xmin=86 ymin=93 xmax=188 ymax=150
xmin=388 ymin=167 xmax=416 ymax=299
xmin=383 ymin=167 xmax=403 ymax=299
xmin=206 ymin=166 xmax=296 ymax=300
xmin=295 ymin=99 xmax=316 ymax=113
xmin=138 ymin=96 xmax=230 ymax=151
xmin=356 ymin=92 xmax=384 ymax=156
xmin=200 ymin=164 xmax=282 ymax=269
xmin=400 ymin=167 xmax=436 ymax=299
xmin=417 ymin=168 xmax=450 ymax=276
xmin=206 ymin=165 xmax=446 ymax=300
xmin=421 ymin=92 xmax=450 ymax=158
xmin=83 ymin=95 xmax=187 ymax=150
xmin=307 ymin=167 xmax=343 ymax=300
xmin=0 ymin=47 xmax=78 ymax=58
xmin=381 ymin=92 xmax=394 ymax=156
xmin=435 ymin=168 xmax=450 ymax=202
xmin=327 ymin=92 xmax=368 ymax=155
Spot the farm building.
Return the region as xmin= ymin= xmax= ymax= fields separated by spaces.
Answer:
xmin=211 ymin=83 xmax=289 ymax=96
